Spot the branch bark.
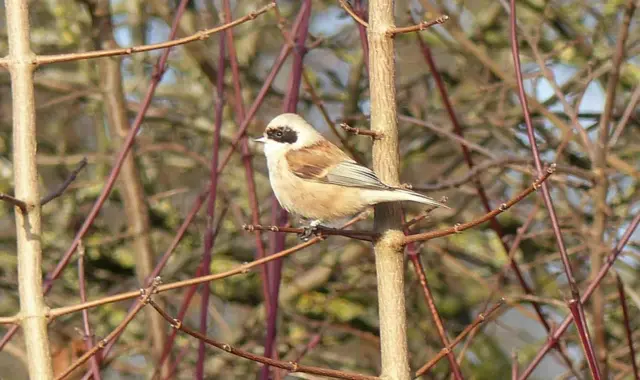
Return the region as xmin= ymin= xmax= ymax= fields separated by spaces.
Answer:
xmin=368 ymin=1 xmax=410 ymax=379
xmin=4 ymin=0 xmax=54 ymax=378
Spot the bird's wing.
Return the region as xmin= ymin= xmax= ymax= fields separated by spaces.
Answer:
xmin=286 ymin=141 xmax=390 ymax=190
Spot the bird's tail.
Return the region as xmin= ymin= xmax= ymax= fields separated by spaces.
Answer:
xmin=391 ymin=188 xmax=451 ymax=209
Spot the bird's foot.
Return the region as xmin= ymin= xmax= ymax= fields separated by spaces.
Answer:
xmin=298 ymin=220 xmax=322 ymax=241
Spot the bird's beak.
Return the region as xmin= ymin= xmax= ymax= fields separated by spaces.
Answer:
xmin=253 ymin=136 xmax=266 ymax=143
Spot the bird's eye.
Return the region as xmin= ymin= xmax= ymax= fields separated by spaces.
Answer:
xmin=275 ymin=131 xmax=283 ymax=137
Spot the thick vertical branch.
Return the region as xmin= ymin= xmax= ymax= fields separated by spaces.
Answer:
xmin=4 ymin=0 xmax=54 ymax=378
xmin=368 ymin=1 xmax=410 ymax=379
xmin=88 ymin=0 xmax=167 ymax=373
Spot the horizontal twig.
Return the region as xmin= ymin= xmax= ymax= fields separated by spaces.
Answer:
xmin=340 ymin=123 xmax=383 ymax=139
xmin=404 ymin=164 xmax=555 ymax=244
xmin=0 ymin=193 xmax=27 ymax=212
xmin=0 ymin=3 xmax=275 ymax=67
xmin=40 ymin=157 xmax=88 ymax=206
xmin=386 ymin=15 xmax=449 ymax=37
xmin=415 ymin=156 xmax=594 ymax=191
xmin=148 ymin=299 xmax=378 ymax=380
xmin=415 ymin=298 xmax=505 ymax=376
xmin=48 ymin=238 xmax=322 ymax=319
xmin=243 ymin=224 xmax=378 ymax=242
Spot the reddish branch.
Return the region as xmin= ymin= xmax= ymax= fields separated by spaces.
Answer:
xmin=615 ymin=274 xmax=639 ymax=378
xmin=415 ymin=299 xmax=505 ymax=376
xmin=568 ymin=300 xmax=601 ymax=379
xmin=54 ymin=279 xmax=161 ymax=380
xmin=404 ymin=166 xmax=554 ymax=244
xmin=195 ymin=29 xmax=227 ymax=380
xmin=414 ymin=15 xmax=579 ymax=374
xmin=405 ymin=236 xmax=463 ymax=379
xmin=519 ymin=214 xmax=640 ymax=379
xmin=148 ymin=299 xmax=378 ymax=380
xmin=77 ymin=242 xmax=101 ymax=380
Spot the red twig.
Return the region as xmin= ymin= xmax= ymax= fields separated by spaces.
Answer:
xmin=222 ymin=0 xmax=271 ymax=316
xmin=262 ymin=4 xmax=312 ymax=379
xmin=404 ymin=167 xmax=553 ymax=244
xmin=195 ymin=30 xmax=227 ymax=380
xmin=415 ymin=299 xmax=505 ymax=376
xmin=615 ymin=274 xmax=638 ymax=379
xmin=148 ymin=300 xmax=378 ymax=380
xmin=77 ymin=242 xmax=101 ymax=380
xmin=568 ymin=300 xmax=601 ymax=379
xmin=54 ymin=279 xmax=161 ymax=380
xmin=519 ymin=214 xmax=640 ymax=379
xmin=406 ymin=232 xmax=464 ymax=379
xmin=414 ymin=12 xmax=579 ymax=374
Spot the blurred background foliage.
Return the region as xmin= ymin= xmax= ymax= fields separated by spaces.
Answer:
xmin=0 ymin=0 xmax=638 ymax=379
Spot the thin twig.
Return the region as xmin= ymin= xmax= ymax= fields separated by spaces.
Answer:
xmin=568 ymin=300 xmax=601 ymax=379
xmin=40 ymin=157 xmax=88 ymax=206
xmin=243 ymin=224 xmax=378 ymax=242
xmin=415 ymin=299 xmax=505 ymax=376
xmin=77 ymin=242 xmax=101 ymax=380
xmin=148 ymin=300 xmax=378 ymax=380
xmin=338 ymin=0 xmax=369 ymax=28
xmin=340 ymin=123 xmax=383 ymax=139
xmin=0 ymin=193 xmax=27 ymax=212
xmin=414 ymin=156 xmax=594 ymax=191
xmin=519 ymin=214 xmax=640 ymax=379
xmin=48 ymin=238 xmax=322 ymax=319
xmin=1 ymin=3 xmax=275 ymax=66
xmin=54 ymin=279 xmax=161 ymax=380
xmin=386 ymin=15 xmax=448 ymax=37
xmin=404 ymin=166 xmax=554 ymax=244
xmin=406 ymin=240 xmax=464 ymax=379
xmin=615 ymin=273 xmax=639 ymax=379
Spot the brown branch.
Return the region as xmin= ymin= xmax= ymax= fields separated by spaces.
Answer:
xmin=340 ymin=123 xmax=383 ymax=139
xmin=386 ymin=15 xmax=449 ymax=37
xmin=54 ymin=279 xmax=161 ymax=380
xmin=0 ymin=193 xmax=27 ymax=212
xmin=148 ymin=300 xmax=378 ymax=380
xmin=415 ymin=299 xmax=505 ymax=376
xmin=338 ymin=0 xmax=369 ymax=28
xmin=0 ymin=3 xmax=275 ymax=66
xmin=48 ymin=238 xmax=322 ymax=319
xmin=414 ymin=156 xmax=594 ymax=191
xmin=404 ymin=165 xmax=555 ymax=244
xmin=40 ymin=157 xmax=87 ymax=206
xmin=243 ymin=224 xmax=378 ymax=242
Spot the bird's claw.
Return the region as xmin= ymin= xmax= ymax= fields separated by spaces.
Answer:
xmin=298 ymin=225 xmax=320 ymax=241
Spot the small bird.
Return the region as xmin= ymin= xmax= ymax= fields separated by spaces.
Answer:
xmin=255 ymin=113 xmax=449 ymax=238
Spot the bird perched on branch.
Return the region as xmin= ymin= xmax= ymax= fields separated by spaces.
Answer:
xmin=255 ymin=113 xmax=449 ymax=239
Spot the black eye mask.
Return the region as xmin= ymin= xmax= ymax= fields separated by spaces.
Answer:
xmin=266 ymin=126 xmax=298 ymax=144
